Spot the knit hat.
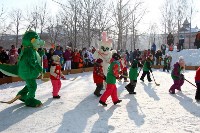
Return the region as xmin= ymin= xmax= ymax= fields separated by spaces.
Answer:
xmin=52 ymin=55 xmax=60 ymax=62
xmin=96 ymin=58 xmax=103 ymax=64
xmin=112 ymin=53 xmax=121 ymax=60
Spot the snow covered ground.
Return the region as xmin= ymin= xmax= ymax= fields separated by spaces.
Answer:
xmin=0 ymin=70 xmax=200 ymax=133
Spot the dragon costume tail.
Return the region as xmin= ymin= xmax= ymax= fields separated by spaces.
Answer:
xmin=0 ymin=64 xmax=19 ymax=77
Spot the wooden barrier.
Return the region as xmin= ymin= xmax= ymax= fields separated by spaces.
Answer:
xmin=83 ymin=67 xmax=93 ymax=72
xmin=185 ymin=66 xmax=197 ymax=70
xmin=0 ymin=66 xmax=198 ymax=85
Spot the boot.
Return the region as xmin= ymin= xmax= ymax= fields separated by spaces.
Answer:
xmin=114 ymin=100 xmax=122 ymax=105
xmin=53 ymin=95 xmax=61 ymax=99
xmin=129 ymin=92 xmax=136 ymax=94
xmin=99 ymin=100 xmax=107 ymax=106
xmin=94 ymin=93 xmax=102 ymax=97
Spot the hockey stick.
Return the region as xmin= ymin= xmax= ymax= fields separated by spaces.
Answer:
xmin=151 ymin=72 xmax=160 ymax=86
xmin=184 ymin=78 xmax=197 ymax=88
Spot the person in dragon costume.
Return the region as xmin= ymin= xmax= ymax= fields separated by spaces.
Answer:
xmin=0 ymin=30 xmax=45 ymax=107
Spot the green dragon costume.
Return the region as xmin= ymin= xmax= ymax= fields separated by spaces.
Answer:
xmin=0 ymin=30 xmax=45 ymax=107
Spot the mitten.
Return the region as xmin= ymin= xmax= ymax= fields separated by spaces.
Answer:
xmin=61 ymin=76 xmax=66 ymax=80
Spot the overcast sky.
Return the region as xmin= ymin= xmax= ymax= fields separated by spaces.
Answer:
xmin=0 ymin=0 xmax=199 ymax=34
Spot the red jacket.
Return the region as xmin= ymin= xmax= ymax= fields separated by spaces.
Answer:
xmin=195 ymin=67 xmax=200 ymax=83
xmin=93 ymin=64 xmax=104 ymax=84
xmin=72 ymin=52 xmax=80 ymax=63
xmin=43 ymin=59 xmax=48 ymax=68
xmin=50 ymin=63 xmax=64 ymax=80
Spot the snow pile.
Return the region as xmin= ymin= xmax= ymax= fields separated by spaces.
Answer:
xmin=166 ymin=49 xmax=200 ymax=66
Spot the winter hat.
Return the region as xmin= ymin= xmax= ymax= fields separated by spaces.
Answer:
xmin=43 ymin=55 xmax=47 ymax=59
xmin=112 ymin=53 xmax=121 ymax=60
xmin=178 ymin=56 xmax=185 ymax=67
xmin=52 ymin=55 xmax=60 ymax=62
xmin=96 ymin=58 xmax=103 ymax=64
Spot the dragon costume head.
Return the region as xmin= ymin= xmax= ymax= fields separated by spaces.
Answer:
xmin=22 ymin=30 xmax=45 ymax=49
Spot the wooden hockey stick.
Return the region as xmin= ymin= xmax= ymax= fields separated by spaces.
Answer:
xmin=151 ymin=72 xmax=160 ymax=86
xmin=184 ymin=78 xmax=197 ymax=88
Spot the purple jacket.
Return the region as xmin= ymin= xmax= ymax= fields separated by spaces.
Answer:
xmin=63 ymin=50 xmax=72 ymax=61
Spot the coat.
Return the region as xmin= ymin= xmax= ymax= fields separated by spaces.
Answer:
xmin=93 ymin=63 xmax=104 ymax=84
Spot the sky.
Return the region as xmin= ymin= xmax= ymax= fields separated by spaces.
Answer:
xmin=0 ymin=0 xmax=199 ymax=34
xmin=0 ymin=49 xmax=200 ymax=133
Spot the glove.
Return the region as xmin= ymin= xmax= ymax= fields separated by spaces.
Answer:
xmin=61 ymin=76 xmax=66 ymax=80
xmin=149 ymin=69 xmax=152 ymax=73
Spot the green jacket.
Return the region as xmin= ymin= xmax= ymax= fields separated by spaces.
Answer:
xmin=163 ymin=57 xmax=170 ymax=66
xmin=129 ymin=59 xmax=139 ymax=80
xmin=143 ymin=58 xmax=152 ymax=72
xmin=106 ymin=61 xmax=120 ymax=84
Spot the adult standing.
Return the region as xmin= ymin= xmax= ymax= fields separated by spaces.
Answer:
xmin=167 ymin=32 xmax=174 ymax=47
xmin=63 ymin=46 xmax=72 ymax=74
xmin=194 ymin=31 xmax=200 ymax=49
xmin=151 ymin=43 xmax=156 ymax=57
xmin=0 ymin=46 xmax=9 ymax=78
xmin=161 ymin=44 xmax=166 ymax=55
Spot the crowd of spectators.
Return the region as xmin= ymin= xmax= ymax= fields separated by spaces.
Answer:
xmin=0 ymin=43 xmax=171 ymax=78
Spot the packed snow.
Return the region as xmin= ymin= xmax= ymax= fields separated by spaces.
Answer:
xmin=166 ymin=48 xmax=200 ymax=66
xmin=0 ymin=49 xmax=200 ymax=133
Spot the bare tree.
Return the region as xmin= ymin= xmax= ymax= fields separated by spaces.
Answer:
xmin=9 ymin=9 xmax=23 ymax=48
xmin=38 ymin=2 xmax=49 ymax=37
xmin=160 ymin=0 xmax=188 ymax=36
xmin=111 ymin=0 xmax=145 ymax=50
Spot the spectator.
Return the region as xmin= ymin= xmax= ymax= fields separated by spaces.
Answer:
xmin=151 ymin=43 xmax=156 ymax=57
xmin=8 ymin=45 xmax=18 ymax=65
xmin=18 ymin=45 xmax=23 ymax=55
xmin=167 ymin=32 xmax=174 ymax=46
xmin=72 ymin=49 xmax=81 ymax=69
xmin=43 ymin=55 xmax=48 ymax=72
xmin=155 ymin=50 xmax=162 ymax=65
xmin=161 ymin=44 xmax=166 ymax=55
xmin=0 ymin=46 xmax=9 ymax=78
xmin=87 ymin=49 xmax=94 ymax=67
xmin=178 ymin=35 xmax=184 ymax=51
xmin=46 ymin=48 xmax=54 ymax=72
xmin=194 ymin=31 xmax=200 ymax=49
xmin=63 ymin=46 xmax=72 ymax=73
xmin=54 ymin=45 xmax=63 ymax=57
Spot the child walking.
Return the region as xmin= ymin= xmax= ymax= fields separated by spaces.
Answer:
xmin=140 ymin=54 xmax=153 ymax=82
xmin=93 ymin=58 xmax=106 ymax=97
xmin=99 ymin=53 xmax=122 ymax=106
xmin=195 ymin=66 xmax=200 ymax=102
xmin=50 ymin=55 xmax=66 ymax=98
xmin=169 ymin=56 xmax=185 ymax=94
xmin=125 ymin=58 xmax=142 ymax=94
